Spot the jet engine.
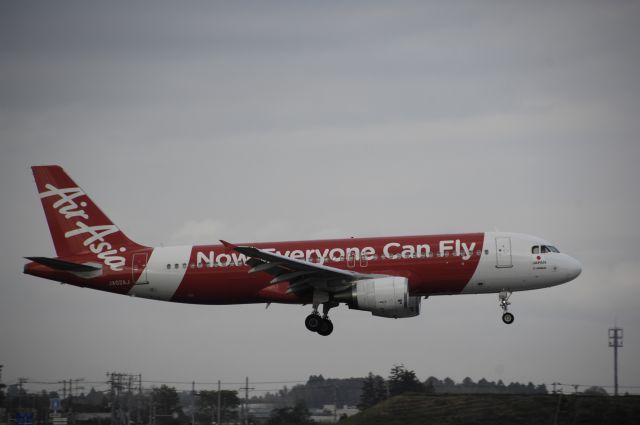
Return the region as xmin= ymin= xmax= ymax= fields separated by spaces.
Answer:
xmin=334 ymin=276 xmax=421 ymax=318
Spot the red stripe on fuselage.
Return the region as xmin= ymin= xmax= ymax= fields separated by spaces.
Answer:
xmin=170 ymin=233 xmax=485 ymax=304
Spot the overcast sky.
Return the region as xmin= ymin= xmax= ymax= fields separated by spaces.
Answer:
xmin=1 ymin=1 xmax=639 ymax=396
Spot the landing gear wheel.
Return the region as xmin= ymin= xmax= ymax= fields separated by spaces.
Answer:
xmin=502 ymin=312 xmax=515 ymax=325
xmin=498 ymin=290 xmax=514 ymax=325
xmin=317 ymin=319 xmax=334 ymax=336
xmin=305 ymin=314 xmax=321 ymax=332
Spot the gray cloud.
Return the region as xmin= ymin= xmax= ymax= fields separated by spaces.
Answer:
xmin=1 ymin=1 xmax=639 ymax=392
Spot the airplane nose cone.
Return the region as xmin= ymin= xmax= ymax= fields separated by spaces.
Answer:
xmin=568 ymin=257 xmax=582 ymax=280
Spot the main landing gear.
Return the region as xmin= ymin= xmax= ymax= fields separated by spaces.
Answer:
xmin=499 ymin=290 xmax=515 ymax=325
xmin=305 ymin=300 xmax=337 ymax=336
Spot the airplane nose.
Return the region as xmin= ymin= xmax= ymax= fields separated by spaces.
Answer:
xmin=568 ymin=257 xmax=582 ymax=280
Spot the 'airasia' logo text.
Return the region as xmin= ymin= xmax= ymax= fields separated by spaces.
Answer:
xmin=40 ymin=184 xmax=126 ymax=271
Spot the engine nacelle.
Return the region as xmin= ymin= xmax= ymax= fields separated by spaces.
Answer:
xmin=335 ymin=276 xmax=421 ymax=318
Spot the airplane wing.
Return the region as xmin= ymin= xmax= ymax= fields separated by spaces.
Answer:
xmin=220 ymin=240 xmax=378 ymax=294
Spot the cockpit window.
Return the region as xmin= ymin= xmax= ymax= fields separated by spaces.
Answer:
xmin=540 ymin=245 xmax=560 ymax=253
xmin=532 ymin=246 xmax=540 ymax=254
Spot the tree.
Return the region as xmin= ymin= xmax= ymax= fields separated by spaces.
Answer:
xmin=424 ymin=380 xmax=435 ymax=394
xmin=151 ymin=385 xmax=182 ymax=425
xmin=265 ymin=400 xmax=314 ymax=425
xmin=461 ymin=377 xmax=475 ymax=388
xmin=424 ymin=377 xmax=441 ymax=394
xmin=307 ymin=375 xmax=325 ymax=385
xmin=535 ymin=384 xmax=548 ymax=394
xmin=583 ymin=386 xmax=608 ymax=396
xmin=388 ymin=365 xmax=425 ymax=397
xmin=358 ymin=373 xmax=387 ymax=410
xmin=442 ymin=377 xmax=455 ymax=393
xmin=197 ymin=390 xmax=239 ymax=424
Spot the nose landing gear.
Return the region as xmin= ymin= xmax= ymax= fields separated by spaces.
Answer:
xmin=499 ymin=290 xmax=514 ymax=324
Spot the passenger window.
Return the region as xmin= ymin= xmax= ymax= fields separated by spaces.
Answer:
xmin=532 ymin=246 xmax=540 ymax=254
xmin=166 ymin=264 xmax=171 ymax=270
xmin=182 ymin=263 xmax=187 ymax=269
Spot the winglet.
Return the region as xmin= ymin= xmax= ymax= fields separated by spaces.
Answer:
xmin=220 ymin=240 xmax=237 ymax=249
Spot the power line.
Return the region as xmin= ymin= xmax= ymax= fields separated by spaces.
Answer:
xmin=9 ymin=374 xmax=640 ymax=395
xmin=141 ymin=379 xmax=306 ymax=385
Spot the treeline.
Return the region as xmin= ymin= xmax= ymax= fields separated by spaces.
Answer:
xmin=257 ymin=375 xmax=363 ymax=409
xmin=252 ymin=366 xmax=549 ymax=411
xmin=425 ymin=376 xmax=548 ymax=395
xmin=0 ymin=369 xmax=551 ymax=420
xmin=358 ymin=366 xmax=547 ymax=410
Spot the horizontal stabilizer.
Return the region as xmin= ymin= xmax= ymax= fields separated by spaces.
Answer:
xmin=25 ymin=257 xmax=101 ymax=272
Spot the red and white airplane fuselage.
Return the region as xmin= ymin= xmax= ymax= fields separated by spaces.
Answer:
xmin=24 ymin=166 xmax=582 ymax=335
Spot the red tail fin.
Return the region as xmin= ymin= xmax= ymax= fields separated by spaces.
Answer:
xmin=32 ymin=166 xmax=145 ymax=262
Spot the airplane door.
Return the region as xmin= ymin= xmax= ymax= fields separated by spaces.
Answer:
xmin=495 ymin=237 xmax=513 ymax=268
xmin=132 ymin=253 xmax=149 ymax=284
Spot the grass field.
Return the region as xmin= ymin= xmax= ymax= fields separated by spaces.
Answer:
xmin=341 ymin=393 xmax=640 ymax=425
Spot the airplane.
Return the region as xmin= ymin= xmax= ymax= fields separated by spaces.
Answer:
xmin=23 ymin=165 xmax=582 ymax=336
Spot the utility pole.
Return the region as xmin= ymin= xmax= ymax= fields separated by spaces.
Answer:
xmin=126 ymin=375 xmax=133 ymax=425
xmin=106 ymin=372 xmax=140 ymax=425
xmin=217 ymin=381 xmax=221 ymax=425
xmin=18 ymin=378 xmax=28 ymax=408
xmin=333 ymin=385 xmax=338 ymax=423
xmin=191 ymin=381 xmax=195 ymax=425
xmin=244 ymin=377 xmax=249 ymax=425
xmin=108 ymin=372 xmax=124 ymax=425
xmin=239 ymin=377 xmax=253 ymax=425
xmin=137 ymin=375 xmax=142 ymax=425
xmin=108 ymin=373 xmax=115 ymax=425
xmin=608 ymin=327 xmax=623 ymax=396
xmin=18 ymin=377 xmax=27 ymax=393
xmin=149 ymin=402 xmax=155 ymax=425
xmin=71 ymin=378 xmax=85 ymax=405
xmin=68 ymin=378 xmax=73 ymax=425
